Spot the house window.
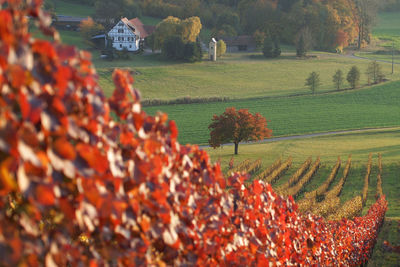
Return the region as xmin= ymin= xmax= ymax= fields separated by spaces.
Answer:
xmin=118 ymin=29 xmax=124 ymax=33
xmin=120 ymin=44 xmax=122 ymax=48
xmin=129 ymin=45 xmax=132 ymax=48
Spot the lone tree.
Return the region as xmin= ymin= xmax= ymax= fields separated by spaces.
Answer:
xmin=347 ymin=66 xmax=361 ymax=89
xmin=366 ymin=61 xmax=385 ymax=85
xmin=305 ymin=72 xmax=320 ymax=94
xmin=209 ymin=107 xmax=272 ymax=155
xmin=332 ymin=69 xmax=344 ymax=91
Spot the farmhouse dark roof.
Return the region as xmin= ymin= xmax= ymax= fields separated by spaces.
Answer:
xmin=143 ymin=25 xmax=156 ymax=36
xmin=221 ymin=35 xmax=256 ymax=46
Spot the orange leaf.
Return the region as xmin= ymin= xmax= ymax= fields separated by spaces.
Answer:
xmin=52 ymin=98 xmax=66 ymax=115
xmin=53 ymin=138 xmax=76 ymax=160
xmin=169 ymin=120 xmax=178 ymax=139
xmin=77 ymin=144 xmax=108 ymax=174
xmin=36 ymin=185 xmax=55 ymax=206
xmin=144 ymin=139 xmax=160 ymax=156
xmin=18 ymin=91 xmax=30 ymax=119
xmin=120 ymin=131 xmax=134 ymax=146
xmin=59 ymin=198 xmax=75 ymax=220
xmin=139 ymin=215 xmax=151 ymax=232
xmin=54 ymin=65 xmax=71 ymax=95
xmin=0 ymin=158 xmax=17 ymax=195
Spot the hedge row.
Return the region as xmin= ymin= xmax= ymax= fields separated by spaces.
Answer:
xmin=327 ymin=196 xmax=363 ymax=220
xmin=324 ymin=155 xmax=352 ymax=200
xmin=376 ymin=153 xmax=384 ymax=199
xmin=279 ymin=157 xmax=321 ymax=198
xmin=304 ymin=157 xmax=341 ymax=200
xmin=263 ymin=156 xmax=293 ymax=184
xmin=362 ymin=153 xmax=373 ymax=205
xmin=277 ymin=157 xmax=312 ymax=192
xmin=298 ymin=157 xmax=342 ymax=213
xmin=254 ymin=157 xmax=281 ymax=181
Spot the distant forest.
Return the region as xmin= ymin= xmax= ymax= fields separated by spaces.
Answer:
xmin=60 ymin=0 xmax=400 ymax=51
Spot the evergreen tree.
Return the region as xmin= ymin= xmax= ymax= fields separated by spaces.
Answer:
xmin=263 ymin=35 xmax=274 ymax=58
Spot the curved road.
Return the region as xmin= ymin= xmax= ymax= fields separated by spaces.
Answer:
xmin=199 ymin=127 xmax=400 ymax=148
xmin=344 ymin=51 xmax=400 ymax=65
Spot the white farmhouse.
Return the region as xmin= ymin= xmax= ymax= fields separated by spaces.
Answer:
xmin=107 ymin=18 xmax=151 ymax=52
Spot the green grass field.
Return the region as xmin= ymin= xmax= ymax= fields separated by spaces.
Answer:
xmin=97 ymin=52 xmax=400 ymax=99
xmin=374 ymin=12 xmax=400 ymax=39
xmin=354 ymin=51 xmax=400 ymax=64
xmin=144 ymin=80 xmax=400 ymax=145
xmin=53 ymin=0 xmax=94 ymax=17
xmin=357 ymin=11 xmax=400 ymax=65
xmin=205 ymin=129 xmax=400 ymax=265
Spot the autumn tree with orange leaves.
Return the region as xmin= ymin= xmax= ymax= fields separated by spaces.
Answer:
xmin=209 ymin=107 xmax=272 ymax=155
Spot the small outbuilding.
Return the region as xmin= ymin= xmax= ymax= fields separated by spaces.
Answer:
xmin=220 ymin=35 xmax=256 ymax=52
xmin=209 ymin=38 xmax=217 ymax=61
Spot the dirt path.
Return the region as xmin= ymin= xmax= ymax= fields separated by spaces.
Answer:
xmin=200 ymin=127 xmax=400 ymax=148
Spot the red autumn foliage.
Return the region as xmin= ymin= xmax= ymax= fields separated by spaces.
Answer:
xmin=0 ymin=0 xmax=388 ymax=266
xmin=209 ymin=107 xmax=272 ymax=154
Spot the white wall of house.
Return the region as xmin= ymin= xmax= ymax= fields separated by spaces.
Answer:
xmin=108 ymin=21 xmax=140 ymax=52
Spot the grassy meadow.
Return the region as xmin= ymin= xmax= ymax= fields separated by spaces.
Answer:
xmin=96 ymin=52 xmax=400 ymax=99
xmin=145 ymin=80 xmax=400 ymax=145
xmin=53 ymin=0 xmax=94 ymax=17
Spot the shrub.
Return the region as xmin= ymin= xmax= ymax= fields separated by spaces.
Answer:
xmin=217 ymin=39 xmax=226 ymax=57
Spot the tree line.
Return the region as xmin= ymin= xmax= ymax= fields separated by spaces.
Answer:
xmin=63 ymin=0 xmax=395 ymax=53
xmin=305 ymin=61 xmax=386 ymax=94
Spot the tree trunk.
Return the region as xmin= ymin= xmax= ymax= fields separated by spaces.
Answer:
xmin=234 ymin=142 xmax=239 ymax=155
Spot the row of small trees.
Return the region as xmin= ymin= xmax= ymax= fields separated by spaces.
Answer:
xmin=306 ymin=61 xmax=386 ymax=94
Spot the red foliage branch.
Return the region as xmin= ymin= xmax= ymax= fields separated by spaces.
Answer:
xmin=0 ymin=1 xmax=387 ymax=266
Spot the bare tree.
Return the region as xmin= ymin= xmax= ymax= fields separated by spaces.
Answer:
xmin=354 ymin=0 xmax=379 ymax=50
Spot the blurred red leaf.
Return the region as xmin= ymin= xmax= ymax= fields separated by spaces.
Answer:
xmin=76 ymin=144 xmax=108 ymax=174
xmin=36 ymin=184 xmax=55 ymax=206
xmin=53 ymin=138 xmax=76 ymax=160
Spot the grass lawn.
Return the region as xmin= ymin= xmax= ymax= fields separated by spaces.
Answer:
xmin=354 ymin=51 xmax=400 ymax=64
xmin=96 ymin=52 xmax=400 ymax=100
xmin=53 ymin=0 xmax=94 ymax=17
xmin=144 ymin=80 xmax=400 ymax=145
xmin=374 ymin=12 xmax=400 ymax=38
xmin=205 ymin=129 xmax=400 ymax=265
